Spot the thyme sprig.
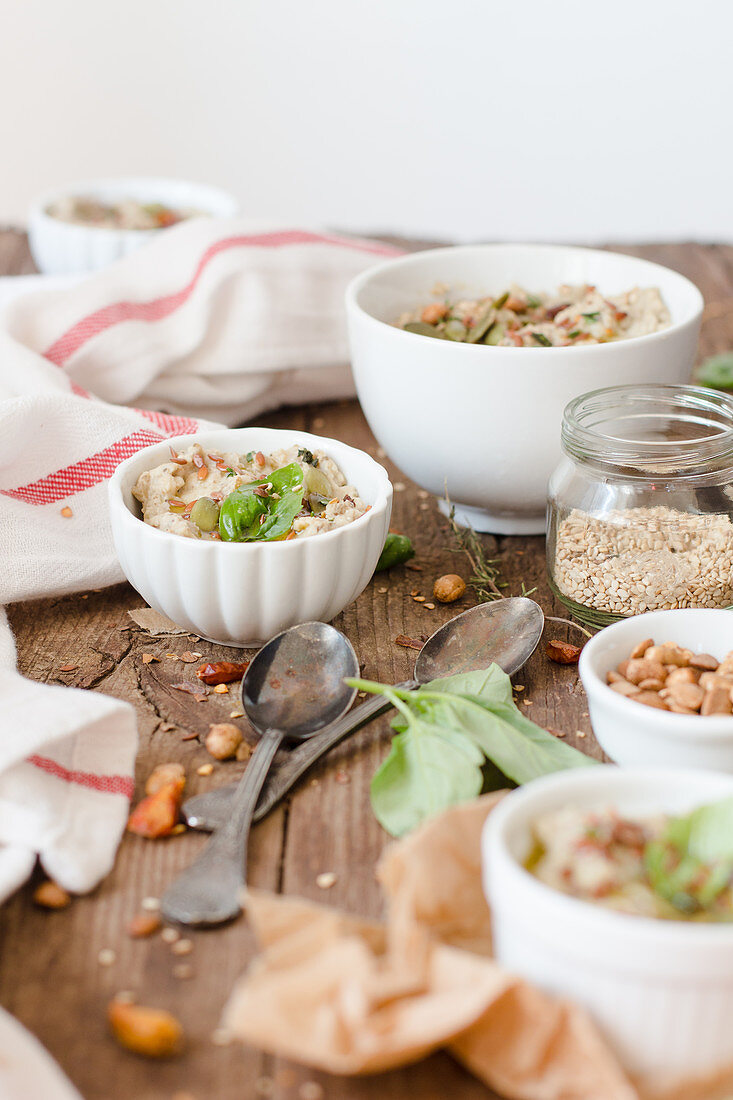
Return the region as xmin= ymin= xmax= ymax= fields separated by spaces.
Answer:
xmin=446 ymin=501 xmax=537 ymax=602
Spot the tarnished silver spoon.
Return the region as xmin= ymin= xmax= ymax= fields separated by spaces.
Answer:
xmin=161 ymin=621 xmax=359 ymax=927
xmin=183 ymin=597 xmax=544 ymax=833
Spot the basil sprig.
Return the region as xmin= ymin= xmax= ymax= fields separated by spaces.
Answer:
xmin=644 ymin=796 xmax=733 ymax=916
xmin=348 ymin=664 xmax=596 ymax=837
xmin=218 ymin=462 xmax=304 ymax=542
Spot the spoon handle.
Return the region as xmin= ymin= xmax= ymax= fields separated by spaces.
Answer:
xmin=161 ymin=728 xmax=283 ymax=926
xmin=254 ymin=679 xmax=418 ymax=820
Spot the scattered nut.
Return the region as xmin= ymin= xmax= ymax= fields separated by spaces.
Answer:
xmin=60 ymin=506 xmax=73 ymax=518
xmin=205 ymin=723 xmax=243 ymax=760
xmin=236 ymin=740 xmax=253 ymax=763
xmin=171 ymin=939 xmax=193 ymax=956
xmin=33 ymin=880 xmax=71 ymax=909
xmin=108 ymin=998 xmax=184 ymax=1058
xmin=141 ymin=896 xmax=161 ymax=912
xmin=128 ymin=779 xmax=185 ymax=839
xmin=161 ymin=927 xmax=180 ymax=944
xmin=433 ymin=574 xmax=466 ymax=603
xmin=127 ymin=913 xmax=162 ymax=938
xmin=316 ymin=872 xmax=337 ymax=889
xmin=145 ymin=762 xmax=185 ymax=797
xmin=98 ymin=949 xmax=117 ymax=966
xmin=546 ymin=640 xmax=583 ymax=665
xmin=197 ymin=763 xmax=214 ymax=777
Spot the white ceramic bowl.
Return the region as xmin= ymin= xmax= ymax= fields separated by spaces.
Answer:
xmin=346 ymin=244 xmax=703 ymax=534
xmin=108 ymin=427 xmax=392 ymax=646
xmin=579 ymin=609 xmax=733 ymax=770
xmin=483 ymin=765 xmax=733 ymax=1079
xmin=29 ymin=177 xmax=239 ymax=275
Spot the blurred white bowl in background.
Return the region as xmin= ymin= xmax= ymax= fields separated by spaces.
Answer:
xmin=28 ymin=177 xmax=239 ymax=275
xmin=483 ymin=765 xmax=733 ymax=1079
xmin=346 ymin=244 xmax=703 ymax=534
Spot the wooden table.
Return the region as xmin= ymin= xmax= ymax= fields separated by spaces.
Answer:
xmin=1 ymin=232 xmax=731 ymax=1100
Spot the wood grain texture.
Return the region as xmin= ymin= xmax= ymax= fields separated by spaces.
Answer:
xmin=1 ymin=232 xmax=732 ymax=1100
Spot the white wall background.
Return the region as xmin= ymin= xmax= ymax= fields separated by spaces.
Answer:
xmin=0 ymin=0 xmax=730 ymax=243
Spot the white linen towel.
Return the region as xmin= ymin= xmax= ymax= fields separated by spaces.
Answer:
xmin=0 ymin=220 xmax=399 ymax=1097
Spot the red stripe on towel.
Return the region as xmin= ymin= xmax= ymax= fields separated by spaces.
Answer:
xmin=1 ymin=429 xmax=184 ymax=505
xmin=29 ymin=754 xmax=134 ymax=799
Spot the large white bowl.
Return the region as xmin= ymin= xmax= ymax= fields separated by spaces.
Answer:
xmin=346 ymin=244 xmax=703 ymax=534
xmin=108 ymin=427 xmax=392 ymax=646
xmin=29 ymin=177 xmax=239 ymax=275
xmin=483 ymin=765 xmax=733 ymax=1080
xmin=579 ymin=609 xmax=733 ymax=770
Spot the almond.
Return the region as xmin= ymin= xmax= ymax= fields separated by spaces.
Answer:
xmin=108 ymin=999 xmax=183 ymax=1058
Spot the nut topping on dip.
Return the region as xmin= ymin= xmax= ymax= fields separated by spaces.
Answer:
xmin=396 ymin=283 xmax=671 ymax=347
xmin=527 ymin=799 xmax=733 ymax=921
xmin=132 ymin=443 xmax=368 ymax=542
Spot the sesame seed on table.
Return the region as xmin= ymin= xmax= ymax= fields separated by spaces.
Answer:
xmin=1 ymin=229 xmax=731 ymax=1099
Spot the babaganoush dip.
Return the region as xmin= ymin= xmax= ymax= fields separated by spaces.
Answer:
xmin=526 ymin=801 xmax=733 ymax=922
xmin=395 ymin=283 xmax=671 ymax=347
xmin=133 ymin=443 xmax=369 ymax=542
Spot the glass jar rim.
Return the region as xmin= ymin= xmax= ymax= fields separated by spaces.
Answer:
xmin=562 ymin=383 xmax=733 ymax=478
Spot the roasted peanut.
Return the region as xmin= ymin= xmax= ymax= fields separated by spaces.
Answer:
xmin=606 ymin=670 xmax=624 ymax=684
xmin=665 ymin=667 xmax=699 ymax=687
xmin=433 ymin=574 xmax=466 ymax=603
xmin=205 ymin=723 xmax=243 ymax=760
xmin=664 ymin=683 xmax=704 ymax=711
xmin=624 ymin=658 xmax=666 ymax=685
xmin=690 ymin=653 xmax=721 ymax=671
xmin=634 ymin=691 xmax=669 ymax=710
xmin=33 ymin=880 xmax=71 ymax=909
xmin=629 ymin=638 xmax=654 ymax=659
xmin=108 ymin=999 xmax=183 ymax=1058
xmin=638 ymin=678 xmax=665 ymax=692
xmin=609 ymin=679 xmax=640 ymax=697
xmin=701 ymin=685 xmax=733 ymax=716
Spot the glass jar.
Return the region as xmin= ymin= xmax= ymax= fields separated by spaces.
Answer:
xmin=547 ymin=384 xmax=733 ymax=628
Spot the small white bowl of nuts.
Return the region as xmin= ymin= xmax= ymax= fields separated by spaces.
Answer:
xmin=579 ymin=609 xmax=733 ymax=771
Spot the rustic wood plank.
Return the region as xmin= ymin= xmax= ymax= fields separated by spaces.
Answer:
xmin=2 ymin=232 xmax=733 ymax=1099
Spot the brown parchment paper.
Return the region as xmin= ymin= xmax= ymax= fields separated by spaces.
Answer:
xmin=223 ymin=794 xmax=733 ymax=1100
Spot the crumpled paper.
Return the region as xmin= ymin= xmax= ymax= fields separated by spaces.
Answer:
xmin=224 ymin=793 xmax=733 ymax=1099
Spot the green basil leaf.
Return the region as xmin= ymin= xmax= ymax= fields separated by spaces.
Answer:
xmin=351 ymin=664 xmax=596 ymax=837
xmin=218 ymin=462 xmax=304 ymax=542
xmin=696 ymin=352 xmax=733 ymax=392
xmin=370 ymin=714 xmax=484 ymax=837
xmin=644 ymin=796 xmax=733 ymax=916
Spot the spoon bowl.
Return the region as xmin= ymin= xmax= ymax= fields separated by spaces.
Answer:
xmin=161 ymin=622 xmax=359 ymax=926
xmin=243 ymin=620 xmax=359 ymax=738
xmin=183 ymin=598 xmax=545 ymax=832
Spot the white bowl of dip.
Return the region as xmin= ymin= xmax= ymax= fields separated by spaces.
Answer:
xmin=483 ymin=765 xmax=733 ymax=1081
xmin=579 ymin=609 xmax=733 ymax=770
xmin=29 ymin=177 xmax=239 ymax=275
xmin=346 ymin=244 xmax=703 ymax=535
xmin=108 ymin=427 xmax=391 ymax=646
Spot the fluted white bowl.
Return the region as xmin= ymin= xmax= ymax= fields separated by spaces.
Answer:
xmin=579 ymin=609 xmax=733 ymax=770
xmin=108 ymin=427 xmax=392 ymax=646
xmin=346 ymin=244 xmax=703 ymax=534
xmin=483 ymin=766 xmax=733 ymax=1079
xmin=29 ymin=177 xmax=239 ymax=275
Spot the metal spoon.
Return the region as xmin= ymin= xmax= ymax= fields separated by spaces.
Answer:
xmin=183 ymin=597 xmax=544 ymax=833
xmin=161 ymin=621 xmax=359 ymax=926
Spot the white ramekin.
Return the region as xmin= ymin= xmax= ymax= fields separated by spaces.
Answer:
xmin=346 ymin=244 xmax=703 ymax=535
xmin=483 ymin=766 xmax=733 ymax=1080
xmin=108 ymin=427 xmax=392 ymax=646
xmin=28 ymin=177 xmax=239 ymax=275
xmin=579 ymin=609 xmax=733 ymax=770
